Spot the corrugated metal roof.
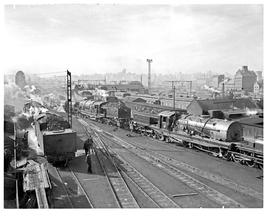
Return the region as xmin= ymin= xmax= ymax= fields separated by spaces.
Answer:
xmin=189 ymin=98 xmax=258 ymax=112
xmin=158 ymin=110 xmax=175 ymax=117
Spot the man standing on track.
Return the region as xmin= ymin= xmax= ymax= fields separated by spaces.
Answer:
xmin=83 ymin=137 xmax=93 ymax=155
xmin=86 ymin=153 xmax=92 ymax=173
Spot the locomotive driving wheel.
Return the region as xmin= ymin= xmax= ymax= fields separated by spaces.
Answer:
xmin=245 ymin=152 xmax=255 ymax=167
xmin=231 ymin=153 xmax=243 ymax=164
xmin=159 ymin=134 xmax=165 ymax=141
xmin=165 ymin=136 xmax=171 ymax=143
xmin=257 ymin=163 xmax=263 ymax=170
xmin=246 ymin=160 xmax=255 ymax=167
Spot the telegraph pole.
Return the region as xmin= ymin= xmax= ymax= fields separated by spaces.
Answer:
xmin=146 ymin=59 xmax=152 ymax=94
xmin=67 ymin=70 xmax=72 ymax=128
xmin=165 ymin=80 xmax=193 ymax=109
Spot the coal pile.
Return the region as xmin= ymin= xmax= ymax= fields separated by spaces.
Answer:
xmin=39 ymin=113 xmax=70 ymax=131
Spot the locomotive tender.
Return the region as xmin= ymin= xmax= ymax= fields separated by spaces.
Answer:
xmin=34 ymin=113 xmax=77 ymax=165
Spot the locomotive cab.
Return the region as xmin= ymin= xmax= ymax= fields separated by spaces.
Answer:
xmin=158 ymin=111 xmax=177 ymax=131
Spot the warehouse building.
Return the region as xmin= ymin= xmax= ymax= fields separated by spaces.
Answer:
xmin=187 ymin=98 xmax=259 ymax=116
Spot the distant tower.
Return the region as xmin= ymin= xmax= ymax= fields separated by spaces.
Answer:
xmin=15 ymin=71 xmax=26 ymax=89
xmin=255 ymin=71 xmax=263 ymax=82
xmin=146 ymin=59 xmax=152 ymax=94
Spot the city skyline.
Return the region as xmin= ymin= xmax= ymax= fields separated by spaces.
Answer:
xmin=4 ymin=4 xmax=263 ymax=75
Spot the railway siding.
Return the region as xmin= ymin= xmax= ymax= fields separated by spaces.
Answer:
xmin=113 ymin=135 xmax=263 ymax=201
xmin=79 ymin=118 xmax=262 ymax=208
xmin=111 ymin=153 xmax=180 ymax=208
xmin=55 ymin=167 xmax=93 ymax=208
xmin=99 ymin=132 xmax=245 ymax=208
xmin=92 ymin=131 xmax=139 ymax=208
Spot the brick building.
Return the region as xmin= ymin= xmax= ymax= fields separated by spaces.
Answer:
xmin=234 ymin=66 xmax=257 ymax=92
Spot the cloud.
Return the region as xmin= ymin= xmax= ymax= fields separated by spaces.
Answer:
xmin=4 ymin=4 xmax=263 ymax=75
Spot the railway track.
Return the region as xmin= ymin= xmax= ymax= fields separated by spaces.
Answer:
xmin=55 ymin=166 xmax=93 ymax=208
xmin=96 ymin=134 xmax=180 ymax=208
xmin=99 ymin=132 xmax=244 ymax=208
xmin=81 ymin=118 xmax=179 ymax=208
xmin=80 ymin=118 xmax=262 ymax=208
xmin=86 ymin=129 xmax=139 ymax=208
xmin=110 ymin=134 xmax=263 ymax=201
xmin=86 ymin=119 xmax=263 ymax=200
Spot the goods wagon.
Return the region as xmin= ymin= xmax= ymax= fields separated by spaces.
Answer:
xmin=127 ymin=101 xmax=186 ymax=128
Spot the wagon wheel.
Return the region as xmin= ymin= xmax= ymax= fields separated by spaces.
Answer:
xmin=232 ymin=154 xmax=243 ymax=164
xmin=182 ymin=140 xmax=189 ymax=147
xmin=257 ymin=163 xmax=263 ymax=170
xmin=165 ymin=136 xmax=170 ymax=143
xmin=221 ymin=150 xmax=230 ymax=160
xmin=245 ymin=153 xmax=255 ymax=167
xmin=159 ymin=134 xmax=165 ymax=141
xmin=246 ymin=160 xmax=255 ymax=167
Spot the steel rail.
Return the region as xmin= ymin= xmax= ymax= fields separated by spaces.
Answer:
xmin=67 ymin=166 xmax=94 ymax=208
xmin=98 ymin=131 xmax=245 ymax=208
xmin=98 ymin=134 xmax=180 ymax=208
xmin=84 ymin=125 xmax=139 ymax=208
xmin=94 ymin=132 xmax=139 ymax=208
xmin=81 ymin=118 xmax=263 ymax=201
xmin=111 ymin=134 xmax=263 ymax=201
xmin=55 ymin=167 xmax=93 ymax=208
xmin=54 ymin=168 xmax=74 ymax=208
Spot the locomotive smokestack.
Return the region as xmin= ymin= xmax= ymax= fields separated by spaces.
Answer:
xmin=146 ymin=59 xmax=152 ymax=94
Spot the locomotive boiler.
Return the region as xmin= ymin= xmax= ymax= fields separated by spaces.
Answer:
xmin=177 ymin=115 xmax=243 ymax=142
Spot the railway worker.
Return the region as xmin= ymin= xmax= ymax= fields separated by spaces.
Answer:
xmin=129 ymin=121 xmax=134 ymax=132
xmin=84 ymin=137 xmax=94 ymax=155
xmin=86 ymin=153 xmax=92 ymax=173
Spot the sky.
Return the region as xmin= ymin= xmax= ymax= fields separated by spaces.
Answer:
xmin=4 ymin=4 xmax=263 ymax=75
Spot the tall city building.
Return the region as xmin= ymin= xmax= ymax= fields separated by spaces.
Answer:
xmin=255 ymin=71 xmax=263 ymax=82
xmin=211 ymin=74 xmax=225 ymax=89
xmin=234 ymin=66 xmax=257 ymax=92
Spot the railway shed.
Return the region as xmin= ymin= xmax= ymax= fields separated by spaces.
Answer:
xmin=237 ymin=116 xmax=263 ymax=141
xmin=187 ymin=98 xmax=259 ymax=116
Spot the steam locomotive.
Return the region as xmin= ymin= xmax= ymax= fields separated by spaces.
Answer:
xmin=74 ymin=97 xmax=263 ymax=168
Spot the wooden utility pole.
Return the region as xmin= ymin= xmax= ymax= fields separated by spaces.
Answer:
xmin=14 ymin=123 xmax=19 ymax=208
xmin=165 ymin=80 xmax=193 ymax=109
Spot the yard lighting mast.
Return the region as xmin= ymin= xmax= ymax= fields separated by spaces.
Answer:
xmin=146 ymin=59 xmax=153 ymax=94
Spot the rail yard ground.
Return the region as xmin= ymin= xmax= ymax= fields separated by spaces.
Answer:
xmin=46 ymin=116 xmax=263 ymax=208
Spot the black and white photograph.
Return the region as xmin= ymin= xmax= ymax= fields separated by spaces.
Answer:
xmin=2 ymin=0 xmax=266 ymax=212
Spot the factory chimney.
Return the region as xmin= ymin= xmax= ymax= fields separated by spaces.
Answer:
xmin=222 ymin=83 xmax=225 ymax=98
xmin=146 ymin=59 xmax=152 ymax=94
